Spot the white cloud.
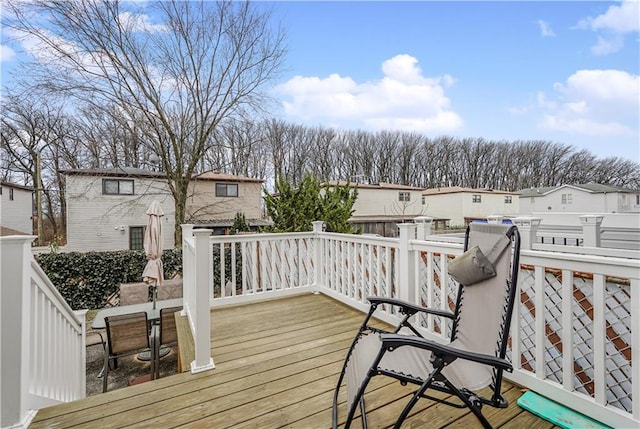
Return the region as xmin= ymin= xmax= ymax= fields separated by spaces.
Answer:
xmin=540 ymin=69 xmax=639 ymax=137
xmin=576 ymin=1 xmax=639 ymax=34
xmin=117 ymin=12 xmax=167 ymax=33
xmin=537 ymin=20 xmax=556 ymax=37
xmin=576 ymin=1 xmax=639 ymax=55
xmin=591 ymin=35 xmax=625 ymax=55
xmin=0 ymin=44 xmax=16 ymax=62
xmin=273 ymin=54 xmax=463 ymax=134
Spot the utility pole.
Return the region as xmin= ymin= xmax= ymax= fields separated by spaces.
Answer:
xmin=36 ymin=152 xmax=44 ymax=246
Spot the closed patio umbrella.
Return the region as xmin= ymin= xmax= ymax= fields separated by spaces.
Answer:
xmin=142 ymin=201 xmax=164 ymax=309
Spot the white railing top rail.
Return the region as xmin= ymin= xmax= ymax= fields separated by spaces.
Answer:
xmin=532 ymin=243 xmax=640 ymax=259
xmin=521 ymin=248 xmax=640 ymax=276
xmin=29 ymin=257 xmax=84 ymax=328
xmin=208 ymin=231 xmax=315 ymax=244
xmin=321 ymin=231 xmax=398 ymax=246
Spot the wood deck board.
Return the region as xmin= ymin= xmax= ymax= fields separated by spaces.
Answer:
xmin=30 ymin=293 xmax=553 ymax=429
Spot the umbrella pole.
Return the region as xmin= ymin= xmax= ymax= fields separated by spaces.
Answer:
xmin=152 ymin=283 xmax=157 ymax=310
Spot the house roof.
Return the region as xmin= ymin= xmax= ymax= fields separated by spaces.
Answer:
xmin=518 ymin=183 xmax=637 ymax=197
xmin=195 ymin=172 xmax=264 ymax=183
xmin=0 ymin=181 xmax=35 ymax=192
xmin=0 ymin=226 xmax=31 ymax=236
xmin=422 ymin=186 xmax=517 ymax=196
xmin=323 ymin=180 xmax=424 ymax=191
xmin=61 ymin=168 xmax=263 ymax=183
xmin=61 ymin=167 xmax=166 ymax=178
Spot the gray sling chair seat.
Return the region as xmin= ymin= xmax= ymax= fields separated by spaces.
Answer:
xmin=332 ymin=222 xmax=521 ymax=429
xmin=103 ymin=311 xmax=152 ymax=393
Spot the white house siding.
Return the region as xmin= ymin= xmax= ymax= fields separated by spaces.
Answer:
xmin=0 ymin=183 xmax=33 ymax=234
xmin=65 ymin=175 xmax=175 ymax=252
xmin=353 ymin=188 xmax=424 ymax=218
xmin=186 ymin=180 xmax=263 ymax=221
xmin=423 ymin=190 xmax=520 ymax=227
xmin=520 ymin=186 xmax=640 ymax=214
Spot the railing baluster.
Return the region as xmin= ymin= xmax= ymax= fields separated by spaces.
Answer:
xmin=593 ymin=273 xmax=606 ymax=405
xmin=561 ymin=269 xmax=573 ymax=392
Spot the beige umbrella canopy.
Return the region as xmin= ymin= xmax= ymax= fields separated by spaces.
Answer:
xmin=142 ymin=201 xmax=164 ymax=309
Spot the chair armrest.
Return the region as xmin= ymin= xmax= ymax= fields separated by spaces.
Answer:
xmin=368 ymin=296 xmax=455 ymax=319
xmin=380 ymin=333 xmax=513 ymax=372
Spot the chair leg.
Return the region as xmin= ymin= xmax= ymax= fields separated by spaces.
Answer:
xmin=442 ymin=378 xmax=493 ymax=429
xmin=359 ymin=396 xmax=368 ymax=429
xmin=102 ymin=354 xmax=110 ymax=393
xmin=392 ymin=369 xmax=440 ymax=429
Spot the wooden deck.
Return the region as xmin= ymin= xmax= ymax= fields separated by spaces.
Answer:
xmin=30 ymin=293 xmax=554 ymax=428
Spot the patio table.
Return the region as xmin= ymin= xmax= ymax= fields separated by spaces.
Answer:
xmin=92 ymin=298 xmax=183 ymax=329
xmin=92 ymin=298 xmax=183 ymax=380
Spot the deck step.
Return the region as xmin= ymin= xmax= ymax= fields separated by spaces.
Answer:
xmin=174 ymin=311 xmax=194 ymax=373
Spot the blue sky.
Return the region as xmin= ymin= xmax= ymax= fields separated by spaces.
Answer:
xmin=267 ymin=1 xmax=640 ymax=162
xmin=1 ymin=1 xmax=639 ymax=162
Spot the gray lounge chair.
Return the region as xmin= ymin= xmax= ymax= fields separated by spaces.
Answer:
xmin=333 ymin=222 xmax=521 ymax=429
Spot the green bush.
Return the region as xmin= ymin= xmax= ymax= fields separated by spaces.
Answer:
xmin=35 ymin=249 xmax=182 ymax=310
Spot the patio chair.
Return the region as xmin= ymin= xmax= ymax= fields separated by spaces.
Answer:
xmin=103 ymin=311 xmax=151 ymax=393
xmin=152 ymin=306 xmax=182 ymax=379
xmin=332 ymin=222 xmax=521 ymax=429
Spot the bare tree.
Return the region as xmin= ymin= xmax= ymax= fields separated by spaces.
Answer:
xmin=5 ymin=0 xmax=286 ymax=243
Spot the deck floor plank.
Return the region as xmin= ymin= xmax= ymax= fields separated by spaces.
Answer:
xmin=30 ymin=293 xmax=552 ymax=429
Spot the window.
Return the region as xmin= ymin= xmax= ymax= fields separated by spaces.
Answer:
xmin=399 ymin=192 xmax=410 ymax=202
xmin=504 ymin=196 xmax=512 ymax=204
xmin=9 ymin=188 xmax=14 ymax=201
xmin=216 ymin=183 xmax=238 ymax=197
xmin=636 ymin=194 xmax=640 ymax=206
xmin=561 ymin=193 xmax=572 ymax=204
xmin=421 ymin=196 xmax=426 ymax=205
xmin=129 ymin=226 xmax=144 ymax=250
xmin=0 ymin=186 xmax=2 ymax=195
xmin=103 ymin=179 xmax=134 ymax=195
xmin=472 ymin=194 xmax=481 ymax=203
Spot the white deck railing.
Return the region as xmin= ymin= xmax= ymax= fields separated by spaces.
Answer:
xmin=183 ymin=218 xmax=639 ymax=428
xmin=1 ymin=236 xmax=86 ymax=429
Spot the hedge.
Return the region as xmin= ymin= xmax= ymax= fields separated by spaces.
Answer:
xmin=35 ymin=249 xmax=182 ymax=310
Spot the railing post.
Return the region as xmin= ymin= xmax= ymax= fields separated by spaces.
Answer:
xmin=191 ymin=229 xmax=215 ymax=374
xmin=1 ymin=235 xmax=36 ymax=428
xmin=579 ymin=215 xmax=604 ymax=247
xmin=397 ymin=223 xmax=417 ymax=305
xmin=513 ymin=216 xmax=542 ymax=250
xmin=413 ymin=216 xmax=433 ymax=240
xmin=312 ymin=221 xmax=325 ymax=294
xmin=181 ymin=224 xmax=194 ymax=315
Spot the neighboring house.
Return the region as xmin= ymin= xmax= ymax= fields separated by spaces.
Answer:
xmin=323 ymin=181 xmax=426 ymax=237
xmin=64 ymin=168 xmax=176 ymax=252
xmin=187 ymin=172 xmax=268 ymax=234
xmin=519 ymin=183 xmax=640 ymax=214
xmin=421 ymin=187 xmax=520 ymax=228
xmin=63 ymin=168 xmax=267 ymax=251
xmin=0 ymin=181 xmax=34 ymax=235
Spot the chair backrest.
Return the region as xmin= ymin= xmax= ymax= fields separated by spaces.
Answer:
xmin=160 ymin=306 xmax=182 ymax=345
xmin=105 ymin=312 xmax=150 ymax=355
xmin=445 ymin=222 xmax=520 ymax=389
xmin=119 ymin=282 xmax=150 ymax=305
